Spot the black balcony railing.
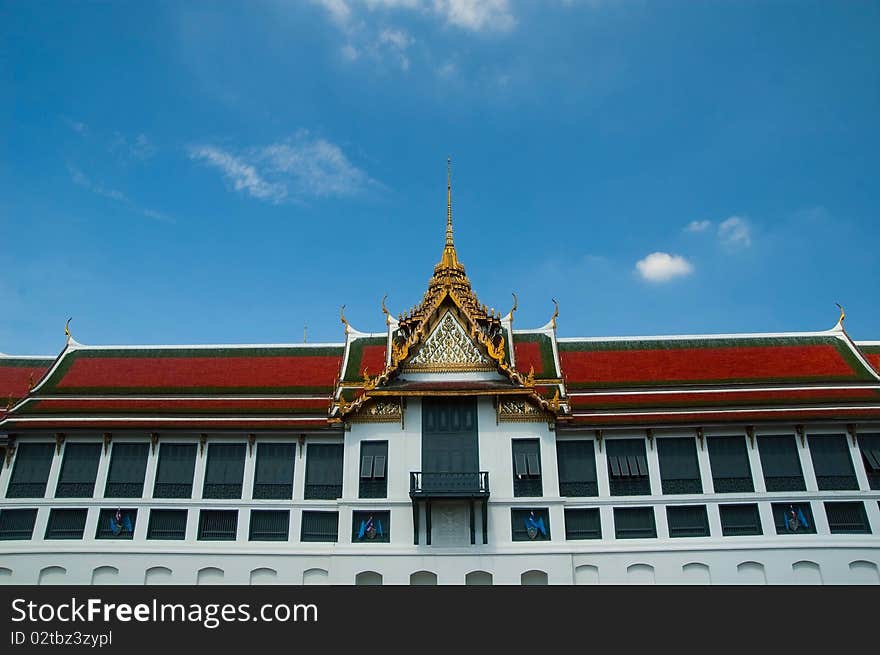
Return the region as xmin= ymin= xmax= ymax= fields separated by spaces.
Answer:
xmin=409 ymin=471 xmax=489 ymax=498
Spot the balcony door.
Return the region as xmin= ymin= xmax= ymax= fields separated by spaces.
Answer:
xmin=421 ymin=398 xmax=479 ymax=481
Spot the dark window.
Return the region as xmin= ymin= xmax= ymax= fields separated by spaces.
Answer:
xmin=304 ymin=443 xmax=343 ymax=499
xmin=300 ymin=511 xmax=339 ymax=542
xmin=512 ymin=439 xmax=542 ymax=497
xmin=511 ymin=508 xmax=551 ymax=541
xmin=352 ymin=510 xmax=391 ymax=543
xmin=105 ymin=443 xmax=149 ymax=498
xmin=658 ymin=438 xmax=702 ymax=494
xmin=55 ymin=443 xmax=101 ymax=498
xmin=249 ymin=510 xmax=289 ymax=541
xmin=808 ymin=435 xmax=858 ymax=490
xmin=198 ymin=510 xmax=238 ymax=541
xmin=153 ymin=444 xmax=197 ymax=498
xmin=45 ymin=508 xmax=87 ymax=539
xmin=614 ymin=507 xmax=656 ymax=539
xmin=95 ymin=508 xmax=137 ymax=539
xmin=147 ymin=509 xmax=187 ymax=540
xmin=6 ymin=443 xmax=54 ymax=498
xmin=0 ymin=508 xmax=38 ymax=540
xmin=556 ymin=440 xmax=598 ymax=497
xmin=858 ymin=434 xmax=880 ymax=490
xmin=564 ymin=508 xmax=601 ymax=540
xmin=606 ymin=439 xmax=650 ymax=496
xmin=771 ymin=502 xmax=816 ymax=534
xmin=666 ymin=505 xmax=710 ymax=537
xmin=203 ymin=443 xmax=246 ymax=499
xmin=253 ymin=443 xmax=296 ymax=499
xmin=758 ymin=436 xmax=805 ymax=491
xmin=359 ymin=441 xmax=388 ymax=499
xmin=825 ymin=502 xmax=871 ymax=534
xmin=708 ymin=436 xmax=754 ymax=492
xmin=719 ymin=504 xmax=762 ymax=536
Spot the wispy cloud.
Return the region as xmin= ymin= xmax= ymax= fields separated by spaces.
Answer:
xmin=635 ymin=252 xmax=694 ymax=282
xmin=434 ymin=0 xmax=516 ymax=32
xmin=718 ymin=215 xmax=751 ymax=248
xmin=378 ymin=28 xmax=413 ymax=69
xmin=68 ymin=165 xmax=174 ymax=223
xmin=685 ymin=219 xmax=711 ymax=233
xmin=188 ymin=133 xmax=379 ymax=203
xmin=109 ymin=132 xmax=157 ymax=161
xmin=65 ymin=118 xmax=89 ymax=135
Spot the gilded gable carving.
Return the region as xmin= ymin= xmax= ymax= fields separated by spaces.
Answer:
xmin=403 ymin=312 xmax=492 ymax=372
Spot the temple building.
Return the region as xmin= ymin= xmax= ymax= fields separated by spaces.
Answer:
xmin=1 ymin=166 xmax=880 ymax=585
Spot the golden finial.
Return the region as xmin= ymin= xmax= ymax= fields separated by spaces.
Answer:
xmin=835 ymin=303 xmax=846 ymax=331
xmin=550 ymin=298 xmax=559 ymax=330
xmin=509 ymin=292 xmax=518 ymax=317
xmin=524 ymin=365 xmax=535 ymax=387
xmin=381 ymin=294 xmax=390 ymax=316
xmin=446 ymin=156 xmax=453 ymax=247
xmin=64 ymin=317 xmax=72 ymax=344
xmin=340 ymin=305 xmax=349 ymax=332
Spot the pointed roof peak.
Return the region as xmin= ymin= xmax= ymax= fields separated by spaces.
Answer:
xmin=438 ymin=156 xmax=463 ymax=273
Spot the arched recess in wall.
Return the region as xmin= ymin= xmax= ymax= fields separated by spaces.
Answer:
xmin=38 ymin=566 xmax=67 ymax=585
xmin=465 ymin=570 xmax=493 ymax=586
xmin=736 ymin=561 xmax=766 ymax=584
xmin=574 ymin=565 xmax=599 ymax=585
xmin=848 ymin=560 xmax=880 ymax=584
xmin=250 ymin=568 xmax=278 ymax=585
xmin=410 ymin=571 xmax=438 ymax=586
xmin=626 ymin=564 xmax=655 ymax=584
xmin=0 ymin=567 xmax=12 ymax=585
xmin=144 ymin=566 xmax=173 ymax=585
xmin=197 ymin=567 xmax=225 ymax=585
xmin=521 ymin=570 xmax=548 ymax=586
xmin=355 ymin=571 xmax=383 ymax=586
xmin=91 ymin=566 xmax=120 ymax=585
xmin=791 ymin=561 xmax=822 ymax=585
xmin=681 ymin=563 xmax=711 ymax=585
xmin=303 ymin=568 xmax=329 ymax=585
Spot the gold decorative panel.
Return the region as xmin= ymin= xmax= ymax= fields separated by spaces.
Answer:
xmin=403 ymin=311 xmax=493 ymax=372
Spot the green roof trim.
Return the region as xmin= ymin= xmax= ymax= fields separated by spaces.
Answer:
xmin=342 ymin=336 xmax=387 ymax=382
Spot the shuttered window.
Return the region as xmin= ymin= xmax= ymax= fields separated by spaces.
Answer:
xmin=153 ymin=444 xmax=197 ymax=498
xmin=512 ymin=439 xmax=542 ymax=497
xmin=825 ymin=502 xmax=870 ymax=534
xmin=300 ymin=511 xmax=339 ymax=542
xmin=55 ymin=443 xmax=101 ymax=498
xmin=95 ymin=508 xmax=137 ymax=539
xmin=359 ymin=441 xmax=388 ymax=499
xmin=45 ymin=508 xmax=87 ymax=540
xmin=253 ymin=443 xmax=296 ymax=499
xmin=658 ymin=438 xmax=702 ymax=495
xmin=606 ymin=439 xmax=651 ymax=496
xmin=351 ymin=510 xmax=391 ymax=543
xmin=556 ymin=440 xmax=598 ymax=497
xmin=105 ymin=443 xmax=149 ymax=498
xmin=198 ymin=510 xmax=238 ymax=541
xmin=249 ymin=510 xmax=290 ymax=541
xmin=719 ymin=503 xmax=762 ymax=536
xmin=758 ymin=436 xmax=805 ymax=491
xmin=858 ymin=434 xmax=880 ymax=490
xmin=564 ymin=508 xmax=601 ymax=540
xmin=511 ymin=508 xmax=551 ymax=541
xmin=666 ymin=505 xmax=710 ymax=537
xmin=304 ymin=444 xmax=343 ymax=499
xmin=808 ymin=435 xmax=858 ymax=490
xmin=771 ymin=502 xmax=816 ymax=534
xmin=707 ymin=436 xmax=753 ymax=492
xmin=614 ymin=507 xmax=656 ymax=539
xmin=203 ymin=443 xmax=246 ymax=499
xmin=0 ymin=508 xmax=38 ymax=540
xmin=147 ymin=509 xmax=187 ymax=540
xmin=7 ymin=443 xmax=54 ymax=498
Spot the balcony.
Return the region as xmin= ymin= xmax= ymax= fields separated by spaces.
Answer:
xmin=409 ymin=471 xmax=490 ymax=499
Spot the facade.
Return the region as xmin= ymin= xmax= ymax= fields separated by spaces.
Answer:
xmin=2 ymin=173 xmax=880 ymax=585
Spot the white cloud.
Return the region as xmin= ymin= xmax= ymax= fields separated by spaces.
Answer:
xmin=379 ymin=27 xmax=412 ymax=49
xmin=188 ymin=145 xmax=287 ymax=203
xmin=437 ymin=61 xmax=457 ymax=77
xmin=312 ymin=0 xmax=352 ymax=25
xmin=109 ymin=132 xmax=157 ymax=161
xmin=189 ymin=134 xmax=377 ymax=203
xmin=68 ymin=165 xmax=173 ymax=223
xmin=718 ymin=215 xmax=751 ymax=247
xmin=685 ymin=219 xmax=711 ymax=233
xmin=341 ymin=43 xmax=359 ymax=60
xmin=433 ymin=0 xmax=515 ymax=32
xmin=635 ymin=252 xmax=694 ymax=282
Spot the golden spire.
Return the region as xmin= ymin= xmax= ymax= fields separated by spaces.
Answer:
xmin=438 ymin=156 xmax=462 ymax=272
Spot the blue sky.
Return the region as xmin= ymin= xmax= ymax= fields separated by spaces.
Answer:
xmin=2 ymin=1 xmax=879 ymax=355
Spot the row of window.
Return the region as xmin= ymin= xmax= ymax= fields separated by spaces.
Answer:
xmin=1 ymin=501 xmax=874 ymax=543
xmin=5 ymin=433 xmax=880 ymax=502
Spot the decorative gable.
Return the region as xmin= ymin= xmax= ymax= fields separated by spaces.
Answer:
xmin=404 ymin=311 xmax=492 ymax=372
